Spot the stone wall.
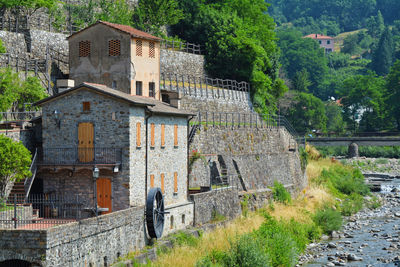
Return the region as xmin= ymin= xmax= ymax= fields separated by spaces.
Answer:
xmin=160 ymin=50 xmax=205 ymax=77
xmin=190 ymin=188 xmax=241 ymax=226
xmin=0 ymin=129 xmax=36 ymax=152
xmin=0 ymin=206 xmax=146 ymax=267
xmin=0 ymin=206 xmax=33 ymax=229
xmin=189 ymin=127 xmax=306 ymax=192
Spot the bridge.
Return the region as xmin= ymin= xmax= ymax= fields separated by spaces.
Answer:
xmin=307 ymin=137 xmax=400 ymax=147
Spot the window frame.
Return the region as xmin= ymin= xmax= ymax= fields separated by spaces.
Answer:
xmin=136 ymin=81 xmax=143 ymax=96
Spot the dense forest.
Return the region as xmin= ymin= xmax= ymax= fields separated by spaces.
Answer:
xmin=1 ymin=0 xmax=400 ymax=134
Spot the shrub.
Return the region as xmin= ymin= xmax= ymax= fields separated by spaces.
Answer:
xmin=170 ymin=231 xmax=199 ymax=247
xmin=256 ymin=217 xmax=299 ymax=267
xmin=365 ymin=195 xmax=382 ymax=209
xmin=299 ymin=146 xmax=309 ymax=172
xmin=375 ymin=158 xmax=389 ymax=164
xmin=313 ymin=208 xmax=342 ymax=234
xmin=340 ymin=193 xmax=364 ymax=216
xmin=315 ymin=165 xmax=369 ymax=197
xmin=272 ymin=181 xmax=292 ymax=204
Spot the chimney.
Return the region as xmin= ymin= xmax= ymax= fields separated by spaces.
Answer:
xmin=56 ymin=79 xmax=75 ymax=93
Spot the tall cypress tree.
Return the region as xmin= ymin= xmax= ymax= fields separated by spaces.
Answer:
xmin=371 ymin=27 xmax=394 ymax=76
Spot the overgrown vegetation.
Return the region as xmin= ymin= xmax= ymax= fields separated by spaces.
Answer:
xmin=317 ymin=145 xmax=400 ymax=158
xmin=272 ymin=181 xmax=291 ymax=204
xmin=0 ymin=135 xmax=31 ymax=199
xmin=313 ymin=207 xmax=342 ymax=234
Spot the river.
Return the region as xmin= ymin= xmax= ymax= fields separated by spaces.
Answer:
xmin=302 ymin=176 xmax=400 ymax=267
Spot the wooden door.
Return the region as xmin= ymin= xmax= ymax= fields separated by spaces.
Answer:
xmin=78 ymin=122 xmax=94 ymax=162
xmin=96 ymin=178 xmax=112 ymax=214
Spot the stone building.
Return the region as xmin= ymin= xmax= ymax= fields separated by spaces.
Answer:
xmin=34 ymin=82 xmax=194 ymax=230
xmin=68 ymin=21 xmax=162 ymax=99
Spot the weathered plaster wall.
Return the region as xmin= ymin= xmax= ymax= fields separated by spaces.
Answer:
xmin=189 ymin=127 xmax=306 ymax=192
xmin=69 ymin=24 xmax=132 ymax=94
xmin=160 ymin=50 xmax=205 ymax=77
xmin=190 ymin=188 xmax=241 ymax=226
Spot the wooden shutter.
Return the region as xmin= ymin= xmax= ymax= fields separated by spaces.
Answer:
xmin=151 ymin=123 xmax=155 ymax=147
xmin=174 ymin=124 xmax=178 ymax=146
xmin=174 ymin=172 xmax=178 ymax=193
xmin=161 ymin=124 xmax=165 ymax=147
xmin=136 ymin=122 xmax=141 ymax=147
xmin=150 ymin=174 xmax=154 ymax=188
xmin=161 ymin=173 xmax=165 ymax=193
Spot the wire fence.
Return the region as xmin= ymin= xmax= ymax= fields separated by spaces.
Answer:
xmin=0 ymin=194 xmax=94 ymax=229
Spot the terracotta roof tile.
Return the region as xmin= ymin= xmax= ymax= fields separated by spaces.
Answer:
xmin=68 ymin=21 xmax=162 ymax=41
xmin=304 ymin=34 xmax=334 ymax=40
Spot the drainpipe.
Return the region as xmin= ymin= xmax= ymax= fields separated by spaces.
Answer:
xmin=145 ymin=109 xmax=153 ymax=205
xmin=187 ymin=115 xmax=195 ymax=201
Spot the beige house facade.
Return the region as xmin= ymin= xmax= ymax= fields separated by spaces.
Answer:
xmin=68 ymin=21 xmax=162 ymax=100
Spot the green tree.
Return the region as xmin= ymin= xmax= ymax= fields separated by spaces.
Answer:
xmin=286 ymin=92 xmax=327 ymax=134
xmin=132 ymin=0 xmax=184 ymax=36
xmin=337 ymin=72 xmax=386 ymax=132
xmin=277 ymin=29 xmax=328 ymax=99
xmin=0 ymin=0 xmax=57 ymax=16
xmin=386 ymin=60 xmax=400 ymax=130
xmin=0 ymin=135 xmax=31 ymax=199
xmin=292 ymin=69 xmax=312 ymax=92
xmin=0 ymin=68 xmax=47 ymax=113
xmin=366 ymin=11 xmax=385 ymax=38
xmin=325 ymin=102 xmax=346 ymax=134
xmin=371 ymin=27 xmax=394 ymax=75
xmin=341 ymin=34 xmax=362 ymax=55
xmin=172 ymin=0 xmax=287 ymax=114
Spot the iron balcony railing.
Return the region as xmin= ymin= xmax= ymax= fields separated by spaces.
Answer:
xmin=37 ymin=147 xmax=122 ymax=165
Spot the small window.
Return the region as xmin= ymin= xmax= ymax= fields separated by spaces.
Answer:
xmin=136 ymin=39 xmax=142 ymax=56
xmin=112 ymin=80 xmax=117 ymax=89
xmin=136 ymin=81 xmax=143 ymax=96
xmin=161 ymin=124 xmax=165 ymax=147
xmin=79 ymin=41 xmax=90 ymax=57
xmin=318 ymin=40 xmax=322 ymax=44
xmin=182 ymin=214 xmax=185 ymax=224
xmin=161 ymin=173 xmax=165 ymax=193
xmin=149 ymin=82 xmax=155 ymax=97
xmin=150 ymin=123 xmax=155 ymax=147
xmin=174 ymin=124 xmax=178 ymax=147
xmin=109 ymin=39 xmax=121 ymax=56
xmin=136 ymin=122 xmax=141 ymax=147
xmin=174 ymin=172 xmax=178 ymax=193
xmin=149 ymin=41 xmax=155 ymax=58
xmin=150 ymin=174 xmax=154 ymax=188
xmin=83 ymin=101 xmax=90 ymax=112
xmin=327 ymin=40 xmax=330 ymax=44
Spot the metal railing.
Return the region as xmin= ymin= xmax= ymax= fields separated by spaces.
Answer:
xmin=161 ymin=39 xmax=202 ymax=55
xmin=37 ymin=147 xmax=122 ymax=165
xmin=160 ymin=73 xmax=250 ymax=102
xmin=210 ymin=174 xmax=241 ymax=191
xmin=24 ymin=149 xmax=38 ymax=201
xmin=0 ymin=193 xmax=91 ymax=229
xmin=0 ymin=111 xmax=42 ymax=123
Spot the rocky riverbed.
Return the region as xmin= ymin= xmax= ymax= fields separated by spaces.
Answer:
xmin=300 ymin=192 xmax=400 ymax=267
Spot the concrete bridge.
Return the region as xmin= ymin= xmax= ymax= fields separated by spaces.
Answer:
xmin=307 ymin=137 xmax=400 ymax=147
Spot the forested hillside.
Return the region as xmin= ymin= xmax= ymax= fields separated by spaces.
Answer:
xmin=266 ymin=0 xmax=400 ymax=134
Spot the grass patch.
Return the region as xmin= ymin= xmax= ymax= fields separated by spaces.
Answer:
xmin=375 ymin=158 xmax=389 ymax=164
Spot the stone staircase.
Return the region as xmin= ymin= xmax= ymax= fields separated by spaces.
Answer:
xmin=7 ymin=180 xmax=26 ymax=202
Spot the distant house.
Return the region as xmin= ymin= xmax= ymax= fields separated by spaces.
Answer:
xmin=304 ymin=34 xmax=334 ymax=53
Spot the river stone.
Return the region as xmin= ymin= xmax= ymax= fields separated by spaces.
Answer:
xmin=347 ymin=253 xmax=363 ymax=261
xmin=348 ymin=143 xmax=359 ymax=158
xmin=328 ymin=242 xmax=337 ymax=248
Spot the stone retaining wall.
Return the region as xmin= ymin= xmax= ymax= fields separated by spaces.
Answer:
xmin=0 ymin=129 xmax=36 ymax=152
xmin=0 ymin=206 xmax=146 ymax=266
xmin=189 ymin=127 xmax=306 ymax=192
xmin=190 ymin=188 xmax=241 ymax=226
xmin=160 ymin=50 xmax=205 ymax=77
xmin=0 ymin=205 xmax=33 ymax=229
